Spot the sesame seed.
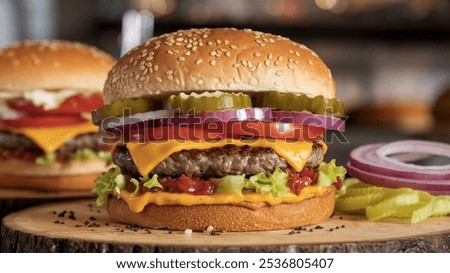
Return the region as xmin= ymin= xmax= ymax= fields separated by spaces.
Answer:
xmin=274 ymin=81 xmax=281 ymax=86
xmin=216 ymin=39 xmax=221 ymax=44
xmin=167 ymin=75 xmax=174 ymax=81
xmin=202 ymin=34 xmax=208 ymax=38
xmin=308 ymin=60 xmax=313 ymax=65
xmin=268 ymin=53 xmax=273 ymax=59
xmin=175 ymin=42 xmax=182 ymax=46
xmin=139 ymin=76 xmax=146 ymax=82
xmin=192 ymin=46 xmax=198 ymax=51
xmin=230 ymin=45 xmax=237 ymax=50
xmin=139 ymin=65 xmax=145 ymax=71
xmin=289 ymin=50 xmax=294 ymax=54
xmin=146 ymin=56 xmax=153 ymax=61
xmin=184 ymin=51 xmax=191 ymax=56
xmin=156 ymin=77 xmax=162 ymax=83
xmin=210 ymin=51 xmax=217 ymax=56
xmin=195 ymin=58 xmax=203 ymax=64
xmin=241 ymin=60 xmax=248 ymax=67
xmin=186 ymin=44 xmax=192 ymax=49
xmin=232 ymin=63 xmax=240 ymax=68
xmin=196 ymin=79 xmax=204 ymax=85
xmin=224 ymin=40 xmax=229 ymax=45
xmin=167 ymin=50 xmax=174 ymax=55
xmin=275 ymin=70 xmax=283 ymax=76
xmin=294 ymin=60 xmax=299 ymax=64
xmin=166 ymin=70 xmax=173 ymax=75
xmin=295 ymin=51 xmax=300 ymax=57
xmin=257 ymin=62 xmax=263 ymax=68
xmin=274 ymin=60 xmax=280 ymax=66
xmin=264 ymin=60 xmax=270 ymax=66
xmin=287 ymin=63 xmax=294 ymax=70
xmin=176 ymin=37 xmax=183 ymax=42
xmin=247 ymin=62 xmax=254 ymax=68
xmin=254 ymin=52 xmax=261 ymax=57
xmin=277 ymin=56 xmax=283 ymax=62
xmin=175 ymin=79 xmax=181 ymax=86
xmin=209 ymin=59 xmax=216 ymax=66
xmin=154 ymin=65 xmax=159 ymax=71
xmin=225 ymin=51 xmax=231 ymax=57
xmin=260 ymin=43 xmax=266 ymax=47
xmin=288 ymin=58 xmax=294 ymax=63
xmin=207 ymin=41 xmax=214 ymax=46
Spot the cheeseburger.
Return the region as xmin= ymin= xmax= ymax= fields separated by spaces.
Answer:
xmin=93 ymin=28 xmax=346 ymax=231
xmin=0 ymin=41 xmax=115 ymax=191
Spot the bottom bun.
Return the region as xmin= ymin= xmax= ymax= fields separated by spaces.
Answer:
xmin=0 ymin=173 xmax=101 ymax=191
xmin=107 ymin=186 xmax=335 ymax=231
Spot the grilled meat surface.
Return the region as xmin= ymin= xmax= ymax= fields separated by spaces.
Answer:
xmin=113 ymin=143 xmax=324 ymax=178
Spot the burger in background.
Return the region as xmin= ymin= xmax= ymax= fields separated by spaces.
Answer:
xmin=0 ymin=41 xmax=115 ymax=191
xmin=92 ymin=28 xmax=347 ymax=231
xmin=431 ymin=86 xmax=450 ymax=143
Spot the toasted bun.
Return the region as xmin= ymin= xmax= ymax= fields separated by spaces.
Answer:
xmin=0 ymin=40 xmax=115 ymax=92
xmin=104 ymin=28 xmax=335 ymax=104
xmin=107 ymin=186 xmax=335 ymax=231
xmin=0 ymin=158 xmax=110 ymax=191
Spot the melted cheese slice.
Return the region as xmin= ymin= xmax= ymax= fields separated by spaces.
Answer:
xmin=119 ymin=185 xmax=329 ymax=213
xmin=2 ymin=122 xmax=98 ymax=154
xmin=127 ymin=139 xmax=325 ymax=176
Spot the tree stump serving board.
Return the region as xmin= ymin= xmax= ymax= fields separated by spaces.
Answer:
xmin=2 ymin=199 xmax=450 ymax=253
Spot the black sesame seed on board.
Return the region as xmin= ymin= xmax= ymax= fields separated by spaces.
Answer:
xmin=329 ymin=228 xmax=334 ymax=232
xmin=89 ymin=216 xmax=96 ymax=221
xmin=168 ymin=231 xmax=173 ymax=234
xmin=75 ymin=225 xmax=82 ymax=228
xmin=210 ymin=231 xmax=221 ymax=236
xmin=53 ymin=220 xmax=60 ymax=224
xmin=315 ymin=225 xmax=324 ymax=230
xmin=105 ymin=223 xmax=110 ymax=226
xmin=57 ymin=210 xmax=67 ymax=217
xmin=309 ymin=228 xmax=313 ymax=232
xmin=341 ymin=225 xmax=346 ymax=228
xmin=339 ymin=216 xmax=343 ymax=220
xmin=68 ymin=214 xmax=76 ymax=220
xmin=52 ymin=211 xmax=56 ymax=215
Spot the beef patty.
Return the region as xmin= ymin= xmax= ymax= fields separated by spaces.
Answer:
xmin=113 ymin=143 xmax=324 ymax=178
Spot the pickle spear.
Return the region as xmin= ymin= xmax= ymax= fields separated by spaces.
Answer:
xmin=166 ymin=91 xmax=252 ymax=114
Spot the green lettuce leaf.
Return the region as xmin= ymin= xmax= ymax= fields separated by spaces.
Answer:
xmin=35 ymin=149 xmax=112 ymax=166
xmin=142 ymin=174 xmax=163 ymax=190
xmin=217 ymin=167 xmax=289 ymax=197
xmin=36 ymin=153 xmax=56 ymax=165
xmin=92 ymin=167 xmax=126 ymax=206
xmin=216 ymin=174 xmax=246 ymax=196
xmin=70 ymin=149 xmax=112 ymax=164
xmin=318 ymin=159 xmax=347 ymax=194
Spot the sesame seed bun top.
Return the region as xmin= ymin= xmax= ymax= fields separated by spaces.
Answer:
xmin=104 ymin=28 xmax=335 ymax=104
xmin=0 ymin=40 xmax=115 ymax=93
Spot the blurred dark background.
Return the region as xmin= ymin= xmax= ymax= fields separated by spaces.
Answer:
xmin=1 ymin=0 xmax=449 ymax=164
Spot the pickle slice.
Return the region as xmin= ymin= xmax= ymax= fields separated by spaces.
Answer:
xmin=366 ymin=192 xmax=420 ymax=221
xmin=92 ymin=97 xmax=159 ymax=125
xmin=258 ymin=91 xmax=345 ymax=116
xmin=166 ymin=91 xmax=252 ymax=114
xmin=335 ymin=193 xmax=385 ymax=212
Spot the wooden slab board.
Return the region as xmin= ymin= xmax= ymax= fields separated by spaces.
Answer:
xmin=2 ymin=199 xmax=450 ymax=253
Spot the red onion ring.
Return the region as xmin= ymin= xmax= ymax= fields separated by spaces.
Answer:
xmin=272 ymin=111 xmax=346 ymax=132
xmin=163 ymin=108 xmax=273 ymax=125
xmin=348 ymin=140 xmax=450 ymax=195
xmin=347 ymin=162 xmax=450 ymax=195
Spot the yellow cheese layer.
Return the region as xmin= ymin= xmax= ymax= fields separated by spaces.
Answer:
xmin=2 ymin=122 xmax=98 ymax=154
xmin=119 ymin=185 xmax=328 ymax=213
xmin=127 ymin=138 xmax=324 ymax=176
